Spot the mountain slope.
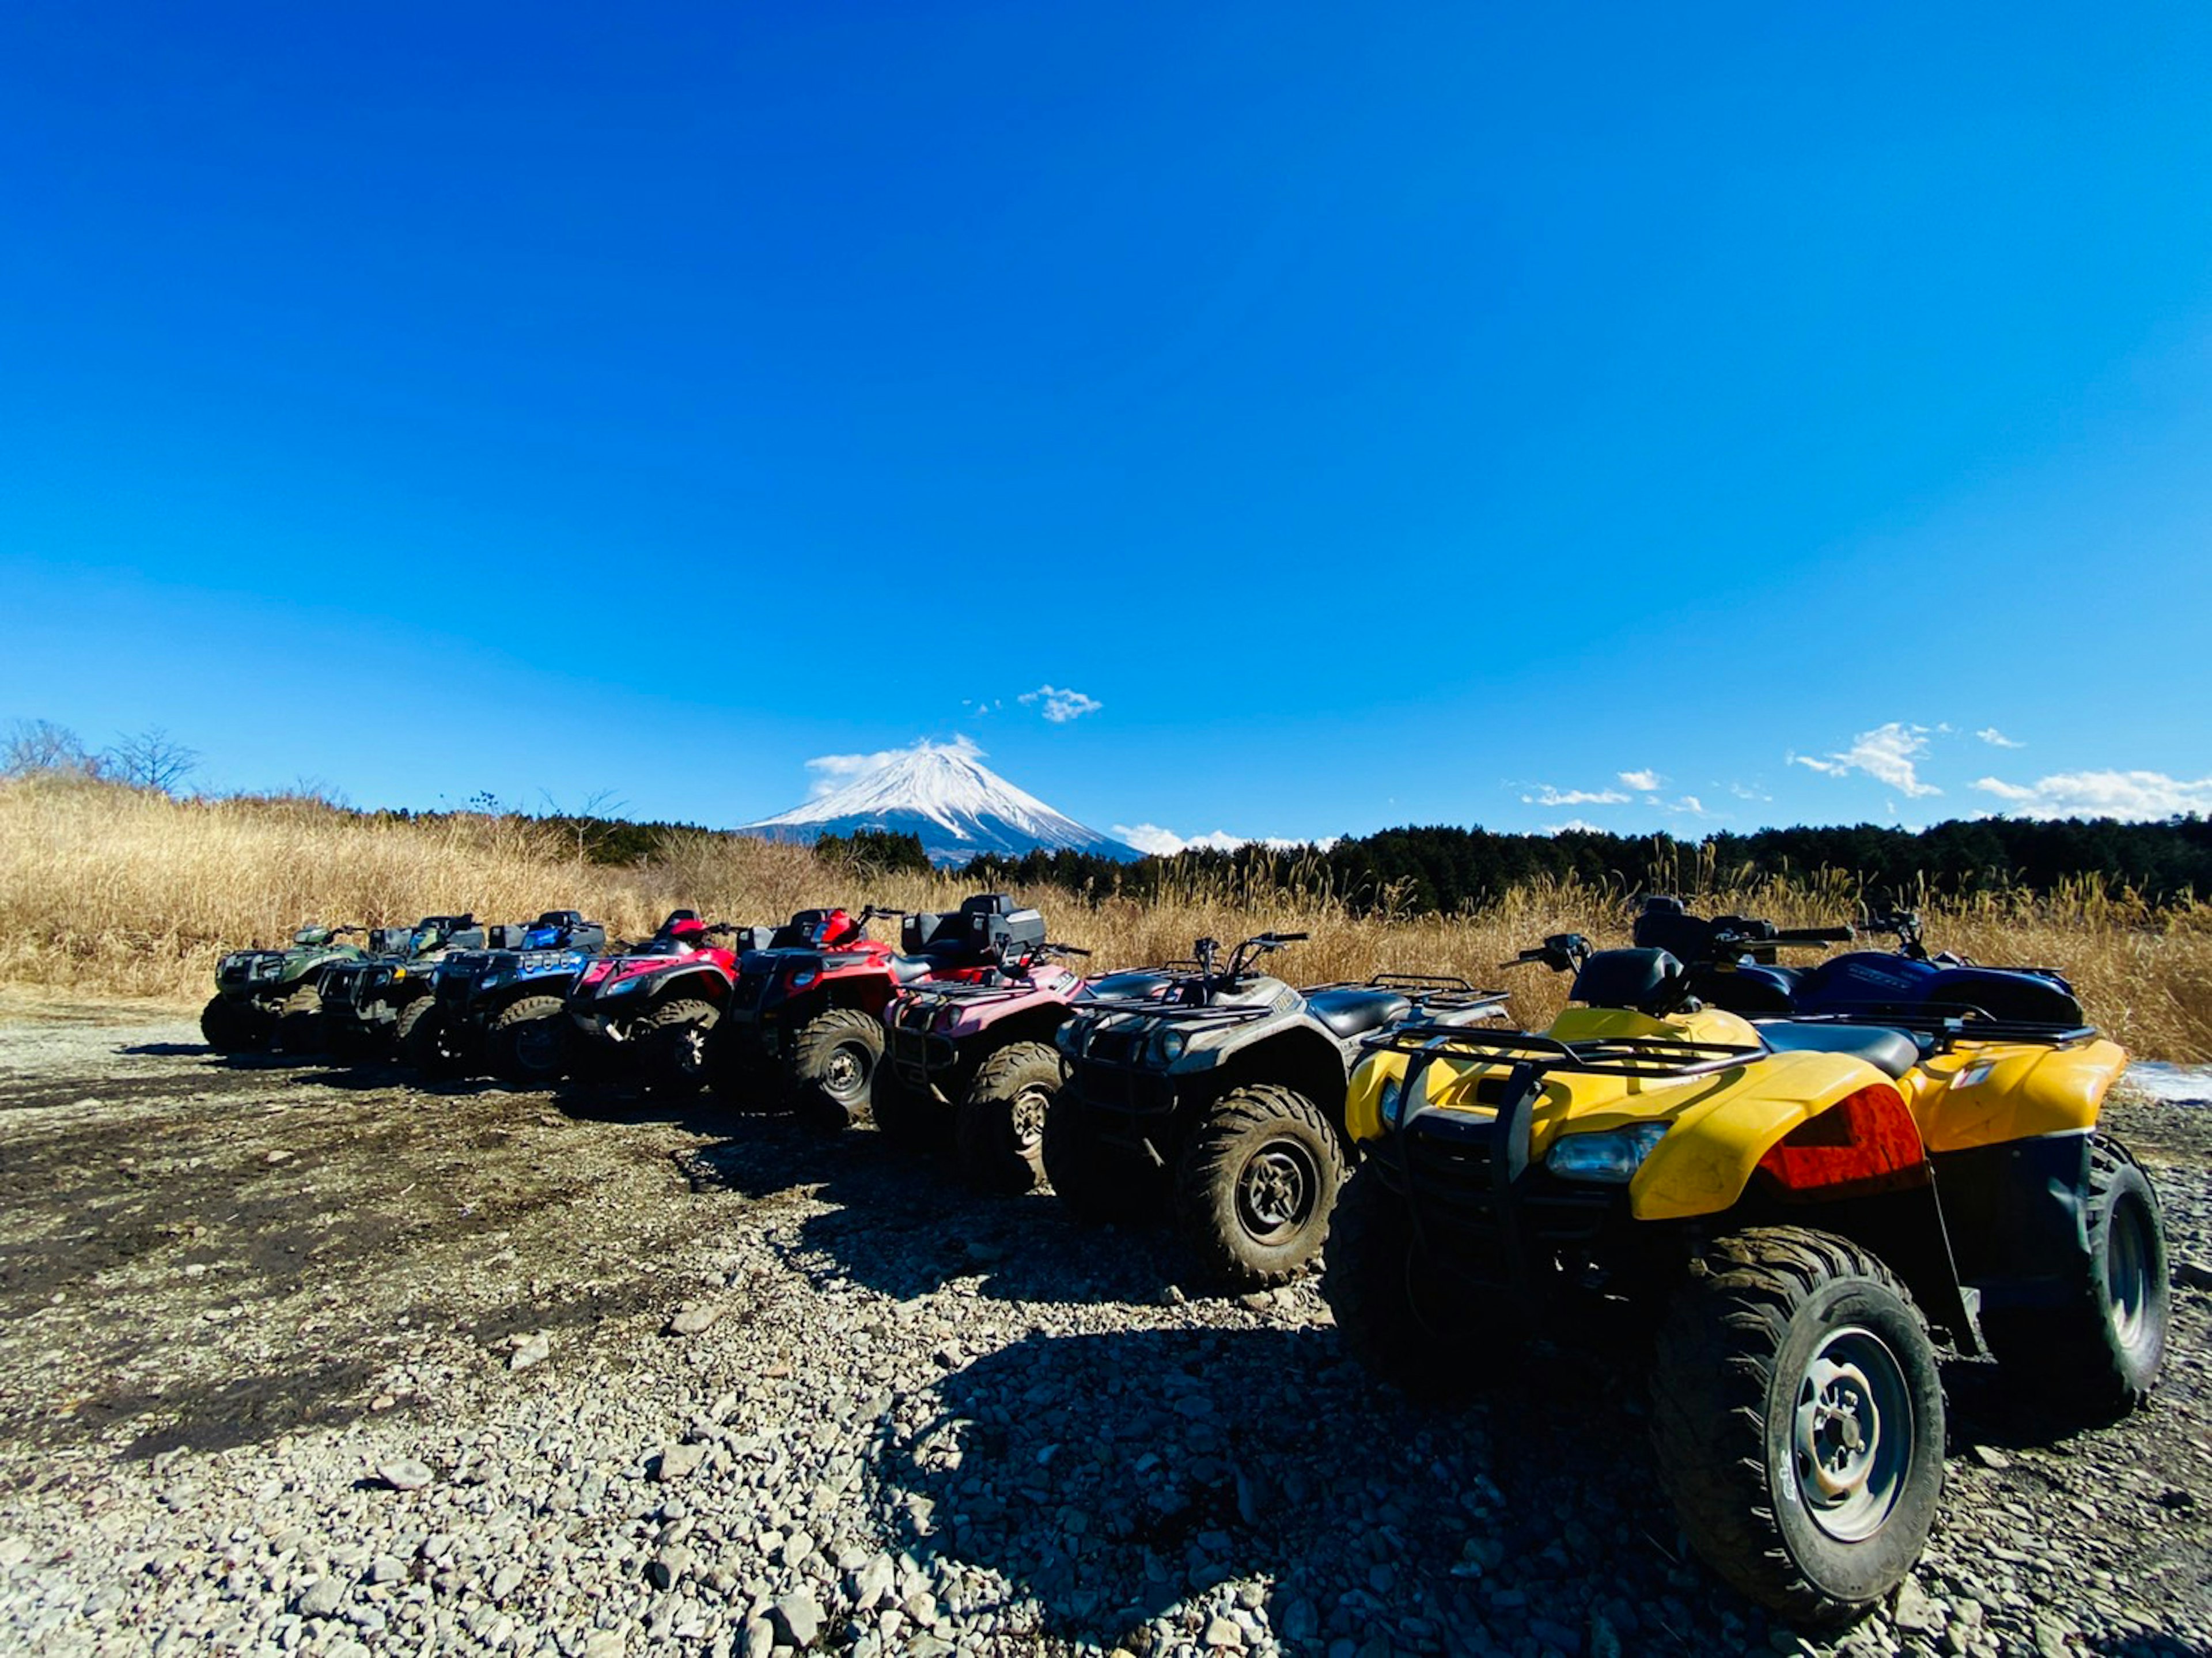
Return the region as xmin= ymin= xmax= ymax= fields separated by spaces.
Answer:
xmin=741 ymin=743 xmax=1142 ymax=866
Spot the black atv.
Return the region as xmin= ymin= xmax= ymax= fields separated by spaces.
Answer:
xmin=401 ymin=910 xmax=611 ymax=1082
xmin=1043 ymin=932 xmax=1508 ymax=1288
xmin=317 ymin=915 xmax=509 ymax=1062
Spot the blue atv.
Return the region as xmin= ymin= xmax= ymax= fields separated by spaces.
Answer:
xmin=1633 ymin=897 xmax=2085 ymax=1024
xmin=403 ymin=910 xmax=612 ymax=1083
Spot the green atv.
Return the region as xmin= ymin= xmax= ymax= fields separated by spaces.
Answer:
xmin=201 ymin=925 xmax=369 ymax=1054
xmin=316 ymin=915 xmax=505 ymax=1062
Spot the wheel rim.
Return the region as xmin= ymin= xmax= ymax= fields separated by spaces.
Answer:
xmin=1235 ymin=1137 xmax=1319 ymax=1245
xmin=1009 ymin=1084 xmax=1051 ymax=1153
xmin=514 ymin=1022 xmax=557 ymax=1073
xmin=671 ymin=1024 xmax=707 ymax=1078
xmin=1790 ymin=1326 xmax=1913 ymax=1544
xmin=824 ymin=1042 xmax=868 ymax=1101
xmin=2107 ymin=1196 xmax=2154 ymax=1353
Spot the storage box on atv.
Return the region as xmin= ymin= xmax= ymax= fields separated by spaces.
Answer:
xmin=900 ymin=894 xmax=1046 ymax=966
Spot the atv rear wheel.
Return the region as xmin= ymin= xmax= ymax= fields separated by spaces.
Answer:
xmin=1176 ymin=1083 xmax=1344 ymax=1288
xmin=957 ymin=1041 xmax=1060 ymax=1196
xmin=1041 ymin=1090 xmax=1165 ymax=1223
xmin=199 ymin=993 xmax=266 ymax=1053
xmin=1651 ymin=1226 xmax=1944 ymax=1625
xmin=399 ymin=1000 xmax=472 ymax=1077
xmin=1319 ymin=1159 xmax=1485 ymax=1402
xmin=639 ymin=999 xmax=719 ymax=1095
xmin=487 ymin=995 xmax=570 ymax=1087
xmin=274 ymin=985 xmax=325 ymax=1057
xmin=787 ymin=1009 xmax=884 ymax=1133
xmin=1980 ymin=1135 xmax=2169 ymax=1421
xmin=872 ymin=1064 xmax=948 ymax=1151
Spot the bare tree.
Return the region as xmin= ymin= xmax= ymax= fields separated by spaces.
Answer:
xmin=104 ymin=727 xmax=200 ymax=794
xmin=2 ymin=719 xmax=100 ymax=779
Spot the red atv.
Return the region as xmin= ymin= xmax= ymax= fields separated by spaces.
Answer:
xmin=563 ymin=910 xmax=766 ymax=1094
xmin=711 ymin=895 xmax=1046 ymax=1129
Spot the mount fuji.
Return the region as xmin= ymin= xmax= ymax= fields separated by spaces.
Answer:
xmin=740 ymin=741 xmax=1143 ymax=867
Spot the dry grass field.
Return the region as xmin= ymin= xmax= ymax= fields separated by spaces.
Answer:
xmin=5 ymin=775 xmax=2211 ymax=1060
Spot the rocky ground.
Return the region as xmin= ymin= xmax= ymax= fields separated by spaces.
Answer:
xmin=0 ymin=1003 xmax=2205 ymax=1658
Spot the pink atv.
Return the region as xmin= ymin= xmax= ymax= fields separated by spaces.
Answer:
xmin=879 ymin=951 xmax=1178 ymax=1193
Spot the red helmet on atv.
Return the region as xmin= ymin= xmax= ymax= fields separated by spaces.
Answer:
xmin=815 ymin=908 xmax=860 ymax=948
xmin=666 ymin=916 xmax=709 ymax=944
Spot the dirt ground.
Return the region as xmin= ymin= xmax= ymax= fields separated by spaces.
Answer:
xmin=0 ymin=1001 xmax=2206 ymax=1657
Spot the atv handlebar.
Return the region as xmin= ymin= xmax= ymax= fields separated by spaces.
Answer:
xmin=1040 ymin=942 xmax=1093 ymax=959
xmin=1501 ymin=934 xmax=1593 ymax=974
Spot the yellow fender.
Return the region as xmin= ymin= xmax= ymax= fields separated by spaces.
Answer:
xmin=1902 ymin=1038 xmax=2127 ymax=1154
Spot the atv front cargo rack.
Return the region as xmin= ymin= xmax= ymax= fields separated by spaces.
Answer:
xmin=1365 ymin=1022 xmax=1764 ymax=1082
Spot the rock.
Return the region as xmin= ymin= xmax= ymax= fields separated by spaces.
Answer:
xmin=647 ymin=1547 xmax=693 ymax=1591
xmin=582 ymin=1634 xmax=625 ymax=1658
xmin=1969 ymin=1445 xmax=2013 ymax=1471
xmin=264 ymin=1148 xmax=293 ymax=1164
xmin=376 ymin=1459 xmax=434 ymax=1492
xmin=2175 ymin=1259 xmax=2212 ymax=1291
xmin=656 ymin=1443 xmax=710 ymax=1482
xmin=774 ymin=1589 xmax=824 ymax=1648
xmin=1893 ymin=1576 xmax=1943 ymax=1636
xmin=1203 ymin=1616 xmax=1245 ymax=1648
xmin=851 ymin=1553 xmax=896 ymax=1610
xmin=508 ymin=1333 xmax=551 ymax=1371
xmin=490 ymin=1562 xmax=524 ymax=1600
xmin=366 ymin=1554 xmax=404 ymax=1585
xmin=666 ymin=1303 xmax=724 ymax=1336
xmin=0 ymin=1537 xmax=29 ymax=1571
xmin=297 ymin=1577 xmax=345 ymax=1618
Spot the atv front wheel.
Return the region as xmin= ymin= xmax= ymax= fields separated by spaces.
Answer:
xmin=1980 ymin=1135 xmax=2169 ymax=1421
xmin=274 ymin=985 xmax=325 ymax=1057
xmin=199 ymin=994 xmax=266 ymax=1053
xmin=1176 ymin=1083 xmax=1344 ymax=1288
xmin=787 ymin=1009 xmax=884 ymax=1132
xmin=399 ymin=1001 xmax=472 ymax=1078
xmin=1041 ymin=1090 xmax=1165 ymax=1223
xmin=1651 ymin=1227 xmax=1945 ymax=1625
xmin=957 ymin=1041 xmax=1060 ymax=1196
xmin=639 ymin=999 xmax=719 ymax=1095
xmin=487 ymin=995 xmax=570 ymax=1087
xmin=1319 ymin=1159 xmax=1484 ymax=1402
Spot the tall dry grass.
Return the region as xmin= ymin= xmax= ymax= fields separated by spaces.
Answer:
xmin=4 ymin=776 xmax=2209 ymax=1060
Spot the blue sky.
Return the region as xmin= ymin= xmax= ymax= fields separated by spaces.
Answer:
xmin=6 ymin=3 xmax=2211 ymax=848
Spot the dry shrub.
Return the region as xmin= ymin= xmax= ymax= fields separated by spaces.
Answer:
xmin=3 ymin=776 xmax=2207 ymax=1061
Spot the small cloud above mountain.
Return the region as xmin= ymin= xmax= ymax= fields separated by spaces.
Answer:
xmin=1020 ymin=685 xmax=1102 ymax=723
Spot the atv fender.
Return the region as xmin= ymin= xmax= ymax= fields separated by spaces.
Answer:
xmin=1903 ymin=1038 xmax=2126 ymax=1154
xmin=1627 ymin=1052 xmax=1911 ymax=1222
xmin=651 ymin=967 xmax=732 ymax=1006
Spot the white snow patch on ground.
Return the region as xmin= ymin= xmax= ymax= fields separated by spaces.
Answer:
xmin=2123 ymin=1061 xmax=2212 ymax=1106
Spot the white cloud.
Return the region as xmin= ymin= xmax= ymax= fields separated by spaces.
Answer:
xmin=1521 ymin=784 xmax=1631 ymax=807
xmin=803 ymin=734 xmax=982 ymax=798
xmin=1789 ymin=723 xmax=1942 ymax=798
xmin=1667 ymin=795 xmax=1707 ymax=815
xmin=1019 ymin=685 xmax=1103 ymax=724
xmin=1975 ymin=727 xmax=2024 ymax=749
xmin=1972 ymin=769 xmax=2212 ymax=821
xmin=1728 ymin=781 xmax=1772 ymax=803
xmin=1618 ymin=769 xmax=1664 ymax=792
xmin=1112 ymin=824 xmax=1339 ymax=857
xmin=1544 ymin=818 xmax=1605 ymax=836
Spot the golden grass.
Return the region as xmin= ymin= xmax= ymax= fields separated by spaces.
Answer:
xmin=5 ymin=775 xmax=2210 ymax=1061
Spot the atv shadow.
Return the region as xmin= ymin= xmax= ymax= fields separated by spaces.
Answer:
xmin=866 ymin=1323 xmax=1779 ymax=1656
xmin=678 ymin=1121 xmax=1195 ymax=1307
xmin=115 ymin=1041 xmax=215 ymax=1057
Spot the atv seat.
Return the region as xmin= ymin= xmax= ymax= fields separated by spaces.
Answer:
xmin=1755 ymin=1020 xmax=1925 ymax=1081
xmin=1307 ymin=987 xmax=1413 ymax=1041
xmin=889 ymin=955 xmax=937 ymax=986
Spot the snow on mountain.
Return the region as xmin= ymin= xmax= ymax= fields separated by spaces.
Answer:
xmin=741 ymin=739 xmax=1143 ymax=867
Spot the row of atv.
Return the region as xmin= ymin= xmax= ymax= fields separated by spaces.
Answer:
xmin=200 ymin=894 xmax=2174 ymax=1630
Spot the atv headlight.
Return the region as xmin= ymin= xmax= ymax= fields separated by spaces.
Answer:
xmin=1546 ymin=1122 xmax=1670 ymax=1184
xmin=601 ymin=975 xmax=643 ymax=996
xmin=1377 ymin=1073 xmax=1405 ymax=1129
xmin=1152 ymin=1029 xmax=1187 ymax=1064
xmin=790 ymin=969 xmax=818 ymax=989
xmin=254 ymin=957 xmax=282 ymax=980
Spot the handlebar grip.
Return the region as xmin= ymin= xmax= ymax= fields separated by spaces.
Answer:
xmin=1271 ymin=931 xmax=1310 ymax=943
xmin=1778 ymin=926 xmax=1854 ymax=943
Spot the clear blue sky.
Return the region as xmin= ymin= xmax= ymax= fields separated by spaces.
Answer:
xmin=6 ymin=3 xmax=2211 ymax=848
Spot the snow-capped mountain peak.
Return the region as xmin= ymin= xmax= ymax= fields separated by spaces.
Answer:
xmin=741 ymin=740 xmax=1140 ymax=866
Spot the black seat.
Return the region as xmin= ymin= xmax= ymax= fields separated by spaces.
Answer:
xmin=1306 ymin=988 xmax=1413 ymax=1041
xmin=1755 ymin=1020 xmax=1925 ymax=1081
xmin=889 ymin=955 xmax=936 ymax=986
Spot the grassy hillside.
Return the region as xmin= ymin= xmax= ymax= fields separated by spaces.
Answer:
xmin=5 ymin=775 xmax=2209 ymax=1060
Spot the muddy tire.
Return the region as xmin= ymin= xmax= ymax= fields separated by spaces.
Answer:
xmin=872 ymin=1064 xmax=947 ymax=1151
xmin=199 ymin=994 xmax=265 ymax=1053
xmin=1981 ymin=1135 xmax=2169 ymax=1421
xmin=399 ymin=1000 xmax=472 ymax=1077
xmin=487 ymin=995 xmax=570 ymax=1087
xmin=957 ymin=1041 xmax=1060 ymax=1196
xmin=1041 ymin=1090 xmax=1164 ymax=1223
xmin=787 ymin=1009 xmax=884 ymax=1132
xmin=274 ymin=984 xmax=325 ymax=1057
xmin=1320 ymin=1158 xmax=1485 ymax=1402
xmin=1175 ymin=1083 xmax=1344 ymax=1288
xmin=1651 ymin=1227 xmax=1945 ymax=1625
xmin=639 ymin=999 xmax=719 ymax=1095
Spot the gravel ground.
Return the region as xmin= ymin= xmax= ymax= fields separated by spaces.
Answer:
xmin=0 ymin=1003 xmax=2205 ymax=1658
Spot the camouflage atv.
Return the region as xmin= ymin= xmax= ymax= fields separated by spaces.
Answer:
xmin=201 ymin=925 xmax=368 ymax=1054
xmin=317 ymin=915 xmax=508 ymax=1063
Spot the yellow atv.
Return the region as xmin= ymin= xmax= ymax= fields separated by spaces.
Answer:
xmin=1321 ymin=934 xmax=2170 ymax=1625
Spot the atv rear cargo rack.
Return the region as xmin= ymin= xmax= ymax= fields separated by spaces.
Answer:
xmin=1762 ymin=1005 xmax=2099 ymax=1052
